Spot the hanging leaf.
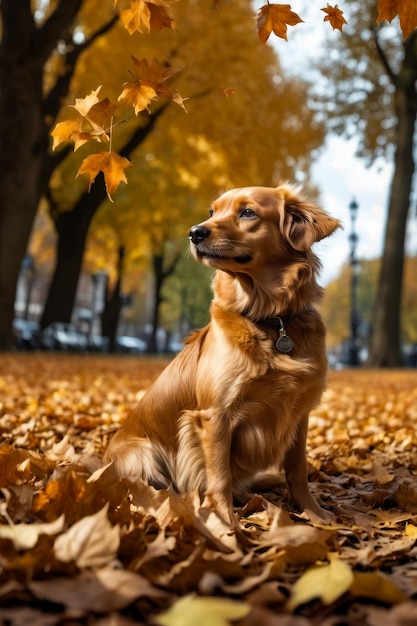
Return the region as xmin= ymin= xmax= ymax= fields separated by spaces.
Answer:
xmin=77 ymin=152 xmax=132 ymax=201
xmin=257 ymin=4 xmax=303 ymax=43
xmin=321 ymin=4 xmax=348 ymax=31
xmin=377 ymin=0 xmax=417 ymax=39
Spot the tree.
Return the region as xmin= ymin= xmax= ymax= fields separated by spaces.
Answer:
xmin=317 ymin=0 xmax=417 ymax=366
xmin=0 ymin=0 xmax=118 ymax=349
xmin=41 ymin=0 xmax=326 ymax=335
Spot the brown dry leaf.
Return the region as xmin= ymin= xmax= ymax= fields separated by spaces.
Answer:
xmin=54 ymin=503 xmax=120 ymax=568
xmin=257 ymin=4 xmax=304 ymax=43
xmin=2 ymin=357 xmax=417 ymax=624
xmin=321 ymin=4 xmax=348 ymax=31
xmin=0 ymin=515 xmax=64 ymax=550
xmin=29 ymin=567 xmax=167 ymax=612
xmin=377 ymin=0 xmax=417 ymax=39
xmin=77 ymin=151 xmax=132 ymax=201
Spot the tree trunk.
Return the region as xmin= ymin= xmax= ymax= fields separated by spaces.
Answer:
xmin=39 ymin=183 xmax=103 ymax=329
xmin=0 ymin=0 xmax=83 ymax=349
xmin=367 ymin=33 xmax=417 ymax=367
xmin=40 ymin=108 xmax=167 ymax=330
xmin=101 ymin=246 xmax=125 ymax=350
xmin=147 ymin=249 xmax=181 ymax=353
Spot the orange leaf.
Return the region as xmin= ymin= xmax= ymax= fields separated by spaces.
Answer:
xmin=77 ymin=152 xmax=132 ymax=201
xmin=86 ymin=99 xmax=117 ymax=132
xmin=120 ymin=0 xmax=174 ymax=34
xmin=118 ymin=57 xmax=182 ymax=114
xmin=71 ymin=86 xmax=103 ymax=117
xmin=377 ymin=0 xmax=417 ymax=39
xmin=321 ymin=4 xmax=347 ymax=31
xmin=120 ymin=0 xmax=151 ymax=34
xmin=148 ymin=0 xmax=175 ymax=31
xmin=51 ymin=119 xmax=82 ymax=150
xmin=118 ymin=82 xmax=158 ymax=114
xmin=257 ymin=4 xmax=303 ymax=43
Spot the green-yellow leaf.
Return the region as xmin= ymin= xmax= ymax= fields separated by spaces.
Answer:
xmin=287 ymin=554 xmax=354 ymax=611
xmin=154 ymin=594 xmax=250 ymax=626
xmin=350 ymin=571 xmax=407 ymax=605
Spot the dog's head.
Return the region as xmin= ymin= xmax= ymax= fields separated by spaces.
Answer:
xmin=189 ymin=185 xmax=341 ymax=273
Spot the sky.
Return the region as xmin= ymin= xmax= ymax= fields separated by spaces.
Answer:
xmin=263 ymin=2 xmax=417 ymax=286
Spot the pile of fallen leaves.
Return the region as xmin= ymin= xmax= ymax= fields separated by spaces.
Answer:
xmin=0 ymin=354 xmax=416 ymax=626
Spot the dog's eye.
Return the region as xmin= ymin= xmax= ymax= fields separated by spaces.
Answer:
xmin=240 ymin=207 xmax=257 ymax=219
xmin=209 ymin=208 xmax=214 ymax=217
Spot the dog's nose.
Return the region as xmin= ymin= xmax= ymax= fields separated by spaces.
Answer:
xmin=189 ymin=225 xmax=211 ymax=244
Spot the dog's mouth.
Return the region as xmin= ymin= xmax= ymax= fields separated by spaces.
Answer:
xmin=197 ymin=250 xmax=252 ymax=264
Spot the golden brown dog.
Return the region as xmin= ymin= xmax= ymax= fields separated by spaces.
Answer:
xmin=104 ymin=184 xmax=341 ymax=524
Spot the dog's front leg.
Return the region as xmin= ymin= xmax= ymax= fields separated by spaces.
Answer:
xmin=198 ymin=409 xmax=234 ymax=526
xmin=284 ymin=413 xmax=331 ymax=522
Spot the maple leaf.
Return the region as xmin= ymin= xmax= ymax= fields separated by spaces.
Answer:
xmin=71 ymin=85 xmax=103 ymax=117
xmin=120 ymin=0 xmax=175 ymax=35
xmin=377 ymin=0 xmax=417 ymax=39
xmin=321 ymin=4 xmax=348 ymax=31
xmin=51 ymin=119 xmax=83 ymax=150
xmin=257 ymin=4 xmax=304 ymax=43
xmin=118 ymin=57 xmax=184 ymax=114
xmin=77 ymin=152 xmax=132 ymax=201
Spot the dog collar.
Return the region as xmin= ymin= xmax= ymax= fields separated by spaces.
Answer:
xmin=242 ymin=312 xmax=294 ymax=354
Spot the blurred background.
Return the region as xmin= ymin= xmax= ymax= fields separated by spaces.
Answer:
xmin=1 ymin=0 xmax=416 ymax=367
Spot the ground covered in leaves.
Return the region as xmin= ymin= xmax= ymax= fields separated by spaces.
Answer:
xmin=0 ymin=354 xmax=417 ymax=626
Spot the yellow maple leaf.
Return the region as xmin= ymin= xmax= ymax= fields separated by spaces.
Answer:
xmin=118 ymin=82 xmax=159 ymax=114
xmin=257 ymin=4 xmax=304 ymax=43
xmin=321 ymin=4 xmax=348 ymax=31
xmin=377 ymin=0 xmax=417 ymax=39
xmin=118 ymin=57 xmax=182 ymax=114
xmin=77 ymin=152 xmax=132 ymax=201
xmin=51 ymin=119 xmax=83 ymax=150
xmin=71 ymin=86 xmax=103 ymax=117
xmin=120 ymin=0 xmax=174 ymax=35
xmin=120 ymin=0 xmax=151 ymax=34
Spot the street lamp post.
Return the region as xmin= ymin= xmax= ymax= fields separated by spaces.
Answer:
xmin=348 ymin=198 xmax=360 ymax=366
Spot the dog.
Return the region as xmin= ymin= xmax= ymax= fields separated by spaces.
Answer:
xmin=104 ymin=184 xmax=341 ymax=525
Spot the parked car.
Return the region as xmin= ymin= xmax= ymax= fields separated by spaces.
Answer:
xmin=13 ymin=319 xmax=42 ymax=350
xmin=116 ymin=335 xmax=147 ymax=353
xmin=41 ymin=322 xmax=88 ymax=351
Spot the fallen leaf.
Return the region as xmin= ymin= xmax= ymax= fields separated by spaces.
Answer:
xmin=0 ymin=515 xmax=65 ymax=550
xmin=54 ymin=503 xmax=120 ymax=568
xmin=29 ymin=567 xmax=166 ymax=612
xmin=350 ymin=571 xmax=407 ymax=604
xmin=154 ymin=594 xmax=250 ymax=626
xmin=287 ymin=554 xmax=354 ymax=611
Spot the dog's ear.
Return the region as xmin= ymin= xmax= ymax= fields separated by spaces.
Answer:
xmin=279 ymin=186 xmax=341 ymax=252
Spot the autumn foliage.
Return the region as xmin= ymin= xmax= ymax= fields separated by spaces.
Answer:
xmin=51 ymin=0 xmax=417 ymax=201
xmin=1 ymin=354 xmax=417 ymax=624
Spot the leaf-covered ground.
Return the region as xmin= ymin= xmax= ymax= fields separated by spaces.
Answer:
xmin=0 ymin=353 xmax=416 ymax=625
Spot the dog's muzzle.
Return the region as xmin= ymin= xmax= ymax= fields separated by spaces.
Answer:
xmin=189 ymin=225 xmax=211 ymax=245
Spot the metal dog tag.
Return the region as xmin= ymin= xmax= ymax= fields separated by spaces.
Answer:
xmin=276 ymin=329 xmax=294 ymax=354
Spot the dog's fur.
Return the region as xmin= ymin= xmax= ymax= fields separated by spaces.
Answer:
xmin=104 ymin=185 xmax=341 ymax=524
